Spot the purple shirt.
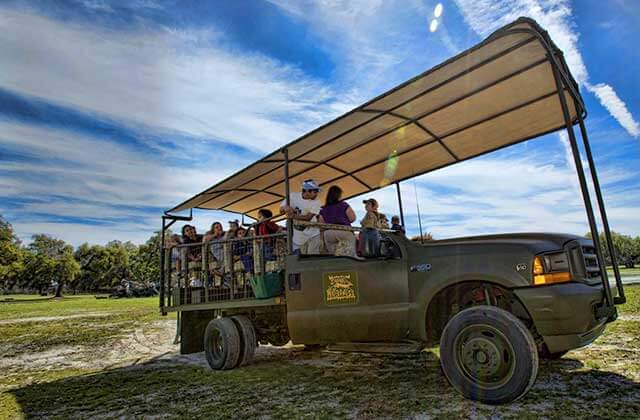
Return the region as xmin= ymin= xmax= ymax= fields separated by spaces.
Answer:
xmin=320 ymin=201 xmax=352 ymax=226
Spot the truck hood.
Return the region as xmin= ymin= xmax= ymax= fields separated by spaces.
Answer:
xmin=424 ymin=232 xmax=590 ymax=251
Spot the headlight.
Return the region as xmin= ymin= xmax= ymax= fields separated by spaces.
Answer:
xmin=532 ymin=252 xmax=572 ymax=285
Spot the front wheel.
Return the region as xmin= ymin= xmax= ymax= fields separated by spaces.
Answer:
xmin=439 ymin=306 xmax=538 ymax=405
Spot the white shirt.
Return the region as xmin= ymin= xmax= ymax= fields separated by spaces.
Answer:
xmin=282 ymin=192 xmax=321 ymax=247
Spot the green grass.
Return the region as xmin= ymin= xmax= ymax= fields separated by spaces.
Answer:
xmin=0 ymin=294 xmax=159 ymax=320
xmin=618 ymin=282 xmax=640 ymax=315
xmin=0 ymin=296 xmax=174 ymax=357
xmin=1 ymin=288 xmax=639 ymax=418
xmin=607 ymin=265 xmax=640 ymax=277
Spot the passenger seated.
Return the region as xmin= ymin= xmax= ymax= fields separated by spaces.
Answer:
xmin=221 ymin=220 xmax=240 ymax=287
xmin=319 ymin=185 xmax=357 ymax=257
xmin=360 ymin=198 xmax=387 ymax=229
xmin=181 ymin=225 xmax=203 ymax=287
xmin=390 ymin=215 xmax=405 ymax=234
xmin=234 ymin=227 xmax=253 ymax=275
xmin=280 ymin=179 xmax=322 ymax=254
xmin=358 ymin=199 xmax=387 ymax=257
xmin=225 ymin=219 xmax=239 ymax=240
xmin=167 ymin=234 xmax=182 ymax=273
xmin=255 ymin=208 xmax=280 ymax=262
xmin=380 ymin=214 xmax=390 ymax=229
xmin=204 ymin=222 xmax=225 ymax=286
xmin=255 ymin=209 xmax=281 ymax=236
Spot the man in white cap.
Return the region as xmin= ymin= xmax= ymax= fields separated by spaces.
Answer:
xmin=280 ymin=179 xmax=322 ymax=253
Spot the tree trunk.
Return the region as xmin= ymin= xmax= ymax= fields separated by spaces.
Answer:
xmin=55 ymin=281 xmax=63 ymax=297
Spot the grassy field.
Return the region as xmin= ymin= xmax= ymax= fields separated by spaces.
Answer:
xmin=1 ymin=289 xmax=639 ymax=419
xmin=607 ymin=266 xmax=640 ymax=278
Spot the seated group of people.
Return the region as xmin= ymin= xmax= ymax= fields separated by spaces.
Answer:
xmin=166 ymin=178 xmax=405 ymax=285
xmin=280 ymin=179 xmax=405 ymax=257
xmin=166 ymin=209 xmax=284 ymax=287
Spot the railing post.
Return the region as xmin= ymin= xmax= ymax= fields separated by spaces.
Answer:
xmin=549 ymin=56 xmax=613 ymax=308
xmin=160 ymin=216 xmax=166 ymax=314
xmin=202 ymin=243 xmax=208 ymax=297
xmin=260 ymin=237 xmax=267 ymax=275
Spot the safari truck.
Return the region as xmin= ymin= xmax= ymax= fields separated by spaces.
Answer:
xmin=159 ymin=18 xmax=626 ymax=404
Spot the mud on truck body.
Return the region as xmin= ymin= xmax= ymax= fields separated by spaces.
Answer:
xmin=159 ymin=17 xmax=626 ymax=404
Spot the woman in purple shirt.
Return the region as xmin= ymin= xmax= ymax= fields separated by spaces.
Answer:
xmin=319 ymin=185 xmax=357 ymax=256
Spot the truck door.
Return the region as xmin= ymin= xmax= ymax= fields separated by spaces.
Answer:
xmin=285 ymin=237 xmax=409 ymax=344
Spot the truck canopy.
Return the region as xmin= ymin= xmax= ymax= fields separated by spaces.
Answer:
xmin=168 ymin=17 xmax=583 ymax=219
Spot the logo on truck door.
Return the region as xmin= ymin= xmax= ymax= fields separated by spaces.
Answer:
xmin=323 ymin=271 xmax=359 ymax=305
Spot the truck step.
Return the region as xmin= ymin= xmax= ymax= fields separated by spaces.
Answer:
xmin=327 ymin=341 xmax=424 ymax=354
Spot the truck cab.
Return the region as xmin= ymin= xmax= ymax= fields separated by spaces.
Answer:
xmin=285 ymin=231 xmax=612 ymax=355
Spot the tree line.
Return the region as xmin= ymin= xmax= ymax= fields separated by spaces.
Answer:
xmin=588 ymin=231 xmax=640 ymax=268
xmin=2 ymin=212 xmax=640 ymax=297
xmin=0 ymin=215 xmax=165 ymax=296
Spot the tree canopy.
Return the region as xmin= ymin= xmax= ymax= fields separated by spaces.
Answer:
xmin=1 ymin=214 xmax=169 ymax=295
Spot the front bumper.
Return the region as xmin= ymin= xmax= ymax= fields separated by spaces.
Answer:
xmin=514 ymin=282 xmax=614 ymax=353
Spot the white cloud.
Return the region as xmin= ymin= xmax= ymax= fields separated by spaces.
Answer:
xmin=0 ymin=8 xmax=350 ymax=153
xmin=586 ymin=83 xmax=640 ymax=138
xmin=452 ymin=0 xmax=639 ymax=138
xmin=0 ymin=119 xmax=253 ymax=245
xmin=267 ymin=0 xmax=453 ymax=98
xmin=2 ymin=2 xmax=638 ymax=247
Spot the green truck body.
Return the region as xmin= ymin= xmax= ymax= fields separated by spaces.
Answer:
xmin=171 ymin=231 xmax=612 ymax=356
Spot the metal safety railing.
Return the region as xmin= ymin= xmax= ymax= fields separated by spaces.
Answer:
xmin=162 ymin=233 xmax=287 ymax=308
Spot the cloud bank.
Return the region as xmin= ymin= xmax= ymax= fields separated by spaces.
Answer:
xmin=453 ymin=0 xmax=639 ymax=138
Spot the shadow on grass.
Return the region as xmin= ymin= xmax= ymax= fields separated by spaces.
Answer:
xmin=7 ymin=350 xmax=640 ymax=418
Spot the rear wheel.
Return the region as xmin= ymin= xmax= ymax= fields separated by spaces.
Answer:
xmin=231 ymin=315 xmax=257 ymax=367
xmin=440 ymin=306 xmax=538 ymax=405
xmin=204 ymin=318 xmax=241 ymax=370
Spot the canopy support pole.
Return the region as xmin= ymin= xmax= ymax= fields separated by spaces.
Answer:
xmin=160 ymin=216 xmax=166 ymax=314
xmin=576 ymin=118 xmax=625 ymax=304
xmin=550 ymin=61 xmax=614 ymax=310
xmin=284 ymin=148 xmax=293 ymax=254
xmin=160 ymin=211 xmax=192 ymax=315
xmin=396 ymin=182 xmax=405 ymax=228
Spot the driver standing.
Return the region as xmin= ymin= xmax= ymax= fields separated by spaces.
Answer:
xmin=280 ymin=179 xmax=322 ymax=253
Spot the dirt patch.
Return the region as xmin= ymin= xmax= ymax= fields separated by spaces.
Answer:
xmin=0 ymin=312 xmax=114 ymax=325
xmin=0 ymin=320 xmax=178 ymax=375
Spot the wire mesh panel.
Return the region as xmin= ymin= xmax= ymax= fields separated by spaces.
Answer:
xmin=163 ymin=233 xmax=286 ymax=308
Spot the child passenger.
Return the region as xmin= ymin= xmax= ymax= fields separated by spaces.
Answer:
xmin=360 ymin=198 xmax=388 ymax=229
xmin=234 ymin=228 xmax=253 ymax=273
xmin=255 ymin=208 xmax=281 ymax=262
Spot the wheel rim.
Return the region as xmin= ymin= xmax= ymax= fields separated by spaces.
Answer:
xmin=453 ymin=323 xmax=516 ymax=390
xmin=210 ymin=329 xmax=224 ymax=359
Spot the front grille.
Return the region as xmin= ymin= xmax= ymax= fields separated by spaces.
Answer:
xmin=566 ymin=242 xmax=602 ymax=283
xmin=581 ymin=246 xmax=601 ymax=279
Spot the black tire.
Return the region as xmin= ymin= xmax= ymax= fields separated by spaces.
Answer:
xmin=231 ymin=315 xmax=257 ymax=367
xmin=204 ymin=318 xmax=241 ymax=370
xmin=440 ymin=306 xmax=539 ymax=405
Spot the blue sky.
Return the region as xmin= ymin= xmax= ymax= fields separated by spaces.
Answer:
xmin=0 ymin=0 xmax=638 ymax=246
